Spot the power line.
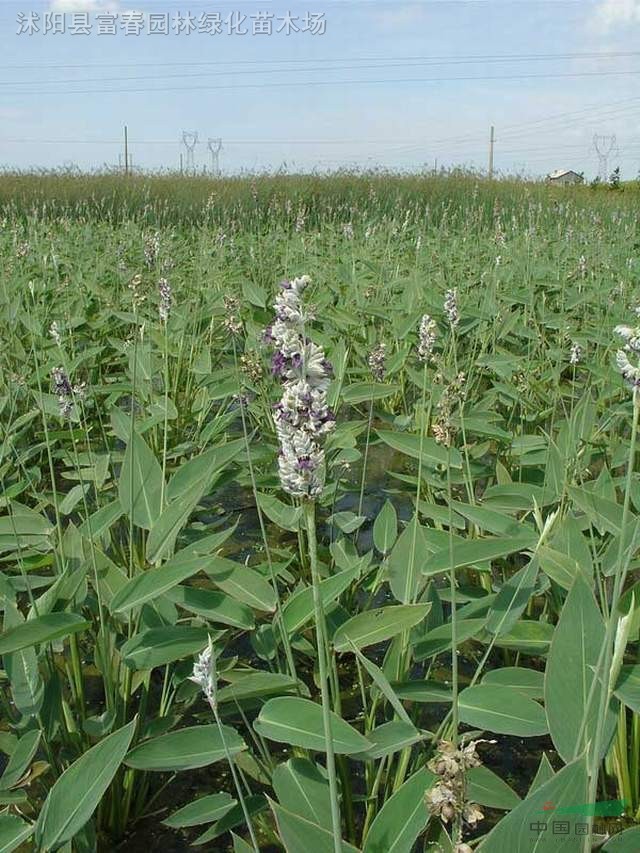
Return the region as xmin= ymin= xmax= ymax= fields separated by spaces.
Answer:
xmin=0 ymin=49 xmax=638 ymax=72
xmin=3 ymin=67 xmax=640 ymax=98
xmin=5 ymin=55 xmax=640 ymax=89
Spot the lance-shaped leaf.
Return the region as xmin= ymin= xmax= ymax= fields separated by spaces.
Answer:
xmin=545 ymin=573 xmax=617 ymax=765
xmin=0 ymin=613 xmax=89 ymax=655
xmin=34 ymin=719 xmax=136 ymax=851
xmin=118 ymin=431 xmax=163 ymax=531
xmin=333 ymin=603 xmax=431 ymax=652
xmin=486 ymin=557 xmax=539 ymax=636
xmin=254 ymin=697 xmax=371 ymax=755
xmin=363 ymin=767 xmax=436 ymax=853
xmin=125 ymin=724 xmax=245 ymax=771
xmin=458 ymin=684 xmax=548 ymax=737
xmin=478 ymin=755 xmax=588 ymax=852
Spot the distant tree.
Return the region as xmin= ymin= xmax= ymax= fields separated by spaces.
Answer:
xmin=590 ymin=175 xmax=601 ymax=189
xmin=609 ymin=166 xmax=621 ymax=189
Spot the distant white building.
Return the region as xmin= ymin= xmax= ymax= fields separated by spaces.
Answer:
xmin=547 ymin=169 xmax=584 ymax=186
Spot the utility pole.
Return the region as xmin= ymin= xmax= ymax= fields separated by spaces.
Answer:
xmin=207 ymin=137 xmax=223 ymax=175
xmin=124 ymin=125 xmax=129 ymax=175
xmin=593 ymin=134 xmax=617 ymax=182
xmin=182 ymin=131 xmax=198 ymax=174
xmin=488 ymin=125 xmax=495 ymax=179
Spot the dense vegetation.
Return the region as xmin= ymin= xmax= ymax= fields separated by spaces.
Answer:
xmin=1 ymin=173 xmax=639 ymax=852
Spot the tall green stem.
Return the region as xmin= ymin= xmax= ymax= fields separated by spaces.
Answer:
xmin=304 ymin=501 xmax=342 ymax=853
xmin=583 ymin=389 xmax=639 ymax=851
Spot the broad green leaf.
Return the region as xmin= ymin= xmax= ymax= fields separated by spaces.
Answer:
xmin=537 ymin=545 xmax=583 ymax=590
xmin=614 ymin=665 xmax=640 ymax=713
xmin=193 ymin=796 xmax=266 ymax=846
xmin=354 ymin=649 xmax=415 ymax=725
xmin=353 ymin=720 xmax=422 ymax=760
xmin=34 ymin=719 xmax=136 ymax=851
xmin=391 ymin=680 xmax=453 ymax=703
xmin=118 ymin=431 xmax=163 ymax=530
xmin=242 ymin=279 xmax=266 ymax=308
xmin=125 ymin=724 xmax=245 ymax=771
xmin=486 ymin=557 xmax=539 ymax=635
xmin=545 ymin=573 xmax=616 ymax=765
xmin=0 ymin=813 xmax=33 ymax=853
xmin=528 ymin=753 xmax=556 ymax=794
xmin=373 ymin=499 xmax=398 ymax=554
xmin=449 ymin=500 xmax=521 ymax=536
xmin=478 ymin=755 xmax=588 ymax=852
xmin=458 ymin=684 xmax=548 ymax=737
xmin=167 ymin=439 xmax=244 ymax=503
xmin=333 ymin=603 xmax=431 ymax=652
xmin=568 ymin=486 xmax=626 ymax=537
xmin=144 ymin=487 xmax=203 ymax=564
xmin=282 ymin=563 xmax=361 ymax=635
xmin=3 ymin=601 xmax=43 ymax=718
xmin=377 ymin=428 xmax=464 ymax=468
xmin=603 ymin=827 xmax=640 ymax=851
xmin=254 ymin=697 xmax=371 ymax=755
xmin=0 ymin=730 xmax=41 ymax=790
xmin=256 ymin=493 xmax=302 ymax=532
xmin=232 ymin=833 xmax=254 ymax=853
xmin=342 ymin=382 xmax=400 ymax=404
xmin=162 ymin=792 xmax=236 ymax=828
xmin=121 ymin=627 xmax=208 ymax=670
xmin=270 ymin=799 xmax=360 ymax=853
xmin=0 ymin=503 xmax=53 ymax=554
xmin=492 ymin=620 xmax=554 ymax=655
xmin=166 ymin=586 xmax=254 ymax=630
xmin=363 ymin=767 xmax=436 ymax=853
xmin=0 ymin=613 xmax=88 ymax=655
xmin=206 ymin=557 xmax=277 ymax=612
xmin=482 ymin=483 xmax=555 ymax=511
xmin=387 ymin=515 xmax=430 ymax=604
xmin=78 ymin=499 xmax=123 ymax=541
xmin=482 ymin=666 xmax=544 ymax=698
xmin=216 ymin=672 xmax=302 ymax=704
xmin=272 ymin=758 xmax=331 ymax=827
xmin=467 ymin=765 xmax=521 ymax=810
xmin=111 ymin=526 xmax=235 ymax=613
xmin=413 ymin=618 xmax=486 ymax=660
xmin=423 ymin=534 xmax=537 ymax=577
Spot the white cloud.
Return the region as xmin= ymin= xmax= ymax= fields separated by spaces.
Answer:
xmin=592 ymin=0 xmax=640 ymax=29
xmin=49 ymin=0 xmax=120 ymax=11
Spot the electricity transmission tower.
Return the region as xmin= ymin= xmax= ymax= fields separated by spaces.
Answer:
xmin=182 ymin=130 xmax=198 ymax=173
xmin=593 ymin=134 xmax=617 ymax=182
xmin=207 ymin=138 xmax=223 ymax=175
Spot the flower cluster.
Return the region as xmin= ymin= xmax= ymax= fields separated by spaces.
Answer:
xmin=615 ymin=323 xmax=640 ymax=389
xmin=418 ymin=314 xmax=437 ymax=363
xmin=49 ymin=321 xmax=62 ymax=347
xmin=368 ymin=343 xmax=386 ymax=381
xmin=144 ymin=232 xmax=161 ymax=269
xmin=444 ymin=289 xmax=459 ymax=328
xmin=433 ymin=372 xmax=466 ymax=447
xmin=569 ymin=342 xmax=582 ymax=365
xmin=266 ymin=276 xmax=335 ymax=498
xmin=425 ymin=740 xmax=487 ymax=838
xmin=190 ymin=639 xmax=216 ymax=705
xmin=51 ymin=367 xmax=86 ymax=418
xmin=158 ymin=278 xmax=172 ymax=323
xmin=223 ymin=294 xmax=243 ymax=336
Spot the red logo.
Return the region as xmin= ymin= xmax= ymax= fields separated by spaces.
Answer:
xmin=542 ymin=801 xmax=555 ymax=812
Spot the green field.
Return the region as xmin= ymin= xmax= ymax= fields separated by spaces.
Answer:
xmin=1 ymin=173 xmax=640 ymax=852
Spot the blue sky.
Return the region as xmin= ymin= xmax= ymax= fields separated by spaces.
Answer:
xmin=0 ymin=0 xmax=639 ymax=177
